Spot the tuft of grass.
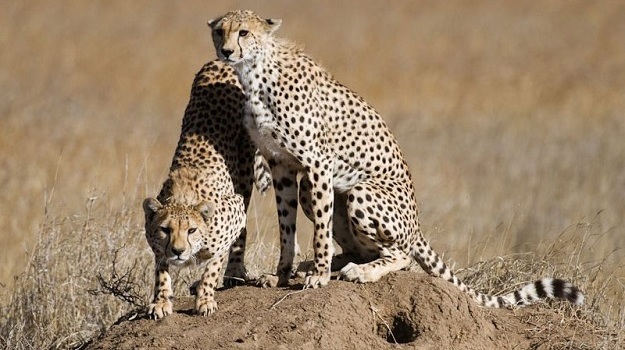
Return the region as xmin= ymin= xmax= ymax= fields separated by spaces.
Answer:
xmin=88 ymin=247 xmax=148 ymax=309
xmin=0 ymin=193 xmax=152 ymax=349
xmin=458 ymin=217 xmax=625 ymax=348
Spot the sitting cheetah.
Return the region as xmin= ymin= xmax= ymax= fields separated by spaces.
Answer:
xmin=143 ymin=60 xmax=270 ymax=319
xmin=208 ymin=10 xmax=584 ymax=307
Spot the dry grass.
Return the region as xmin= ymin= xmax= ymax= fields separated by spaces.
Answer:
xmin=0 ymin=0 xmax=624 ymax=349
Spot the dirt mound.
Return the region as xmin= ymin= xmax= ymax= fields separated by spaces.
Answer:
xmin=86 ymin=272 xmax=596 ymax=350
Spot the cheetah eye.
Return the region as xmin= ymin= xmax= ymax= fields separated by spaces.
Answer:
xmin=188 ymin=228 xmax=197 ymax=234
xmin=239 ymin=29 xmax=249 ymax=37
xmin=214 ymin=28 xmax=224 ymax=37
xmin=160 ymin=227 xmax=171 ymax=235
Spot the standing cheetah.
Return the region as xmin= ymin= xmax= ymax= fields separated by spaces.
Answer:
xmin=143 ymin=60 xmax=270 ymax=319
xmin=208 ymin=10 xmax=584 ymax=307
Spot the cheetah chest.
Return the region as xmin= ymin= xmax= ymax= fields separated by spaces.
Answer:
xmin=243 ymin=95 xmax=302 ymax=169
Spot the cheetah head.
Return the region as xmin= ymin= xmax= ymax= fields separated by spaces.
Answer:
xmin=143 ymin=198 xmax=214 ymax=266
xmin=208 ymin=10 xmax=281 ymax=65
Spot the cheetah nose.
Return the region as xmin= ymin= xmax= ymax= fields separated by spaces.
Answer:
xmin=171 ymin=247 xmax=185 ymax=257
xmin=221 ymin=48 xmax=234 ymax=58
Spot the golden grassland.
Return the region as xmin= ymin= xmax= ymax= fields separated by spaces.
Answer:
xmin=0 ymin=1 xmax=624 ymax=348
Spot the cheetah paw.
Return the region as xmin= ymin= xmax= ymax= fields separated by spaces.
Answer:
xmin=224 ymin=264 xmax=249 ymax=288
xmin=338 ymin=262 xmax=367 ymax=283
xmin=223 ymin=275 xmax=248 ymax=288
xmin=256 ymin=274 xmax=281 ymax=288
xmin=148 ymin=299 xmax=173 ymax=320
xmin=195 ymin=297 xmax=218 ymax=316
xmin=304 ymin=272 xmax=330 ymax=289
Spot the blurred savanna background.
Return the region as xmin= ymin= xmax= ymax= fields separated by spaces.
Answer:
xmin=1 ymin=0 xmax=624 ymax=348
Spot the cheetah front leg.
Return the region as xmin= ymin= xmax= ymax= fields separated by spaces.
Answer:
xmin=258 ymin=164 xmax=300 ymax=288
xmin=303 ymin=164 xmax=335 ymax=289
xmin=148 ymin=257 xmax=174 ymax=320
xmin=194 ymin=252 xmax=229 ymax=316
xmin=298 ymin=175 xmax=371 ymax=272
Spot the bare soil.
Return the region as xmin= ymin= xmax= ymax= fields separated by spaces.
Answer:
xmin=85 ymin=272 xmax=598 ymax=350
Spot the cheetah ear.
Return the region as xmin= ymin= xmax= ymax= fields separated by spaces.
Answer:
xmin=195 ymin=201 xmax=215 ymax=222
xmin=207 ymin=17 xmax=221 ymax=29
xmin=265 ymin=18 xmax=281 ymax=34
xmin=143 ymin=198 xmax=163 ymax=220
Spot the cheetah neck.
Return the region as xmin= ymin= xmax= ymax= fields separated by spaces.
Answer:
xmin=233 ymin=39 xmax=282 ymax=92
xmin=232 ymin=38 xmax=303 ymax=168
xmin=158 ymin=166 xmax=226 ymax=207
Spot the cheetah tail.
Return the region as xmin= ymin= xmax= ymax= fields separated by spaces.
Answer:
xmin=500 ymin=278 xmax=584 ymax=306
xmin=253 ymin=149 xmax=273 ymax=195
xmin=411 ymin=237 xmax=584 ymax=308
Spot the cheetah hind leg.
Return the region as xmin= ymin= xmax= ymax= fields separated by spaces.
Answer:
xmin=223 ymin=228 xmax=251 ymax=288
xmin=339 ymin=250 xmax=412 ymax=283
xmin=337 ymin=181 xmax=414 ymax=283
